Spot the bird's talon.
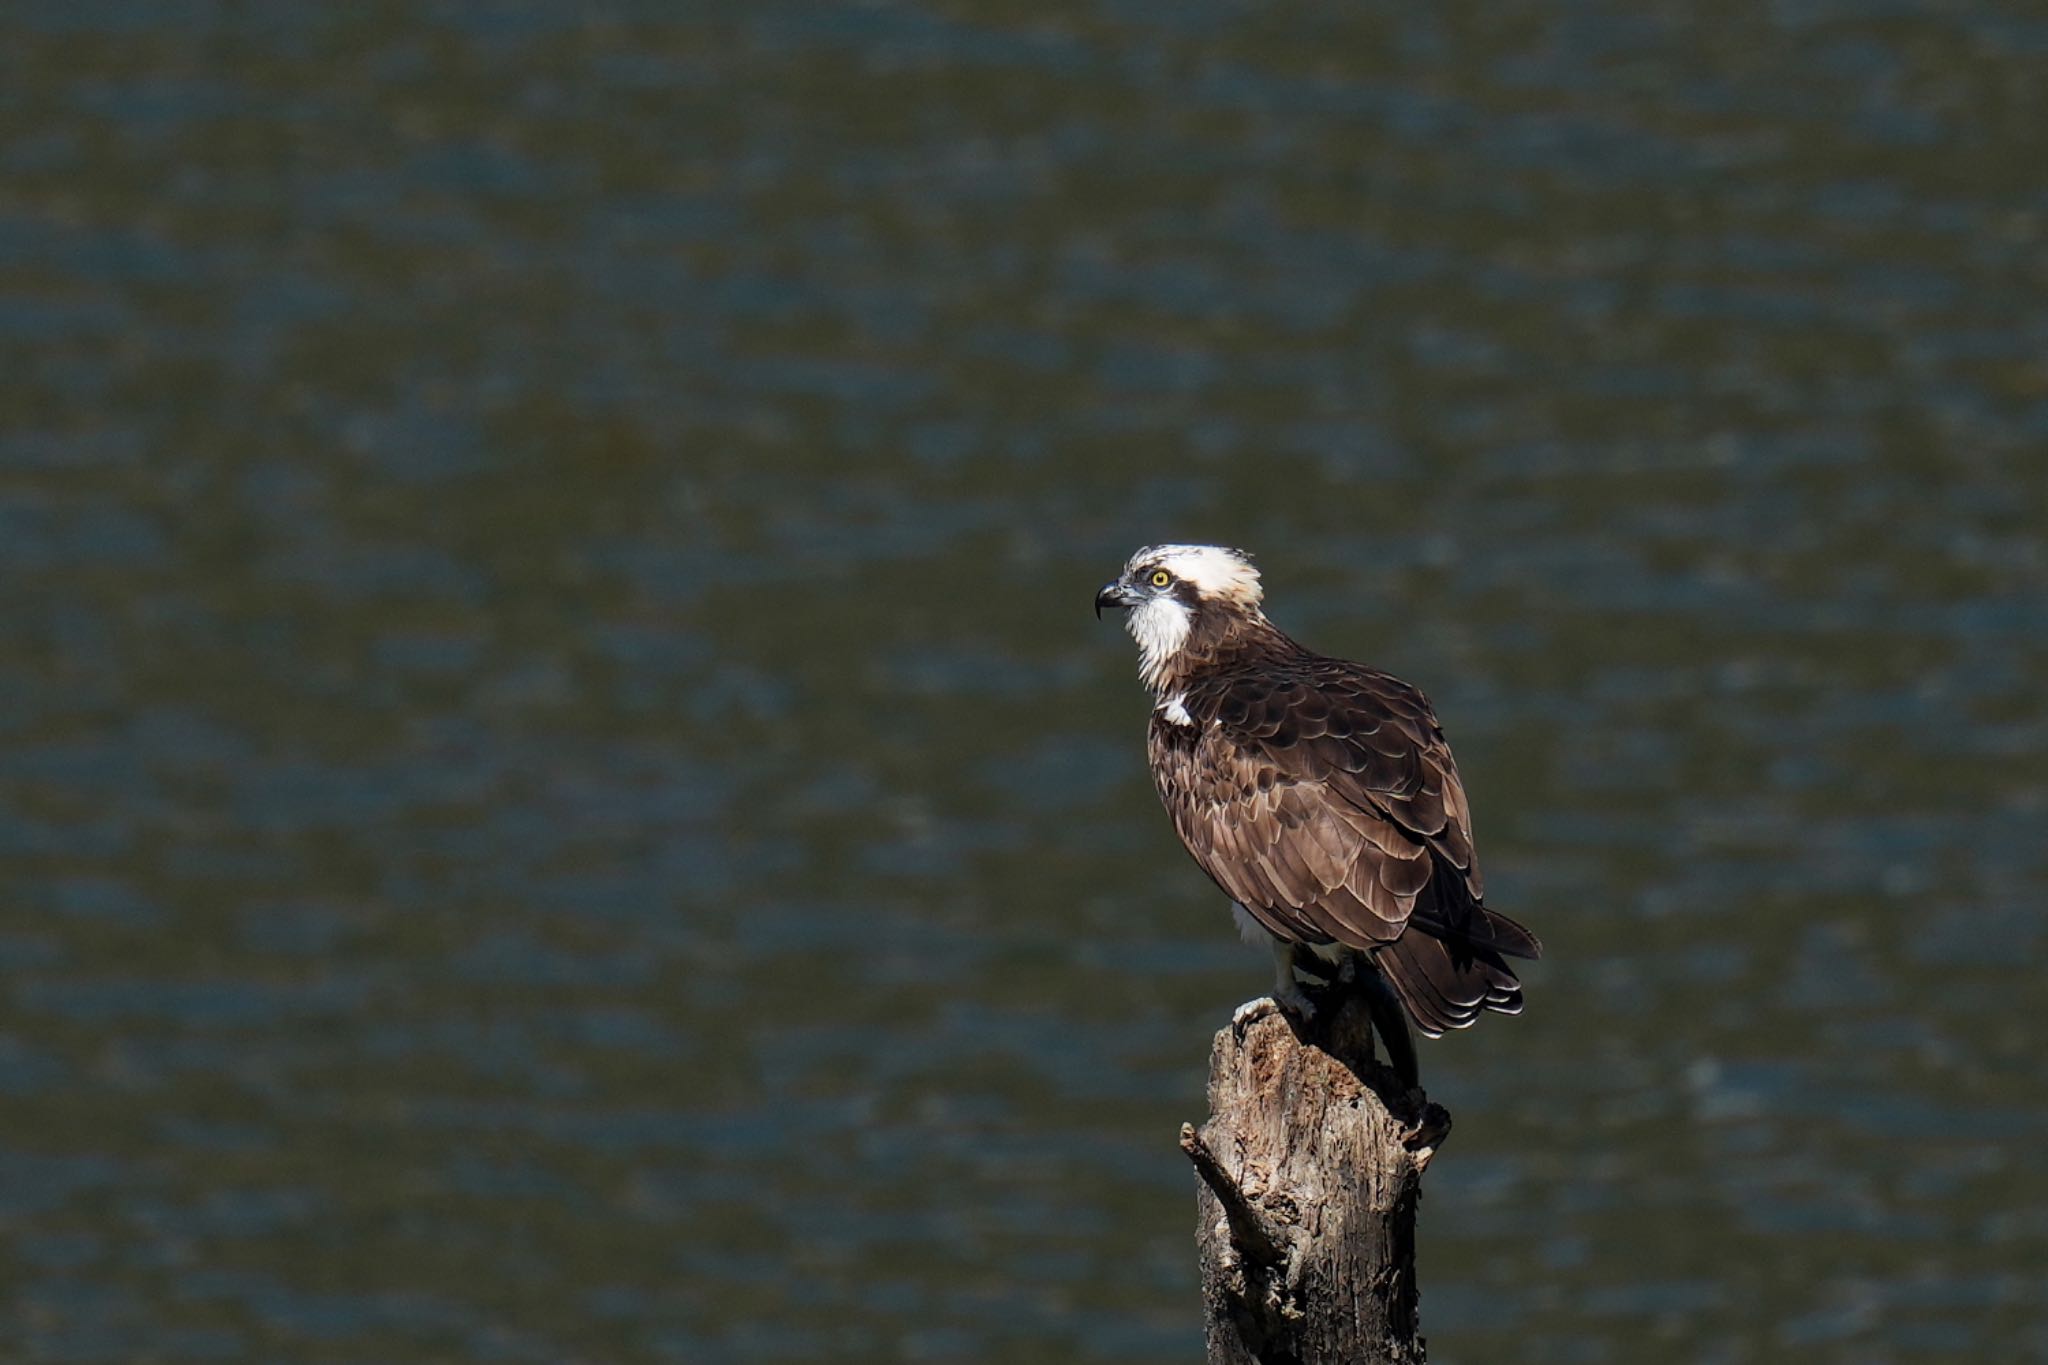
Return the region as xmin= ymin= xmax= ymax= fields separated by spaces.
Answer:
xmin=1231 ymin=997 xmax=1279 ymax=1039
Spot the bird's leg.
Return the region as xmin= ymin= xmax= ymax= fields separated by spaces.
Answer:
xmin=1232 ymin=938 xmax=1320 ymax=1039
xmin=1269 ymin=939 xmax=1319 ymax=1021
xmin=1292 ymin=944 xmax=1348 ymax=1013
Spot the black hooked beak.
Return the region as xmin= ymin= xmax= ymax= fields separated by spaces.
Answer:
xmin=1095 ymin=580 xmax=1143 ymax=619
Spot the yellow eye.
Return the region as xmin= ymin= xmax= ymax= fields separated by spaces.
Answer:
xmin=1150 ymin=569 xmax=1172 ymax=587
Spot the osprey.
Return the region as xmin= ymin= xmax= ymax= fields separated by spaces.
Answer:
xmin=1096 ymin=544 xmax=1539 ymax=1086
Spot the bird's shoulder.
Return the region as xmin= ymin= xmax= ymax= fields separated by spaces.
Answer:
xmin=1181 ymin=652 xmax=1442 ymax=753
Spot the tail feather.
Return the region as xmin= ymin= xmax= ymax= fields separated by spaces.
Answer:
xmin=1411 ymin=904 xmax=1543 ymax=960
xmin=1376 ymin=943 xmax=1465 ymax=1037
xmin=1376 ymin=928 xmax=1526 ymax=1038
xmin=1475 ymin=907 xmax=1543 ymax=959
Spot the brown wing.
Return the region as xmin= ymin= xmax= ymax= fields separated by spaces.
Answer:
xmin=1149 ymin=659 xmax=1483 ymax=952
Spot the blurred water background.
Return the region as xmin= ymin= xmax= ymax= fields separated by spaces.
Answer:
xmin=3 ymin=2 xmax=2046 ymax=1361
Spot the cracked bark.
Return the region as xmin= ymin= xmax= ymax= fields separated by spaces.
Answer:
xmin=1183 ymin=992 xmax=1452 ymax=1365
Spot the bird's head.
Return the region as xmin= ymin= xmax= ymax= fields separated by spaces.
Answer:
xmin=1095 ymin=544 xmax=1265 ymax=690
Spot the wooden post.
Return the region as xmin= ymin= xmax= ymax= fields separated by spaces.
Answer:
xmin=1181 ymin=993 xmax=1452 ymax=1365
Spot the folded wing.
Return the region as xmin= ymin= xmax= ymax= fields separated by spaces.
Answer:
xmin=1150 ymin=657 xmax=1540 ymax=1033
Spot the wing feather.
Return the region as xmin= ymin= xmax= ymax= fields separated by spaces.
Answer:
xmin=1149 ymin=653 xmax=1499 ymax=953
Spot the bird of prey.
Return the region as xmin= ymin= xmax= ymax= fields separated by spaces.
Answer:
xmin=1096 ymin=544 xmax=1538 ymax=1085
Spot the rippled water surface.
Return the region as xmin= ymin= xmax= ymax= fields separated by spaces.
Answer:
xmin=4 ymin=3 xmax=2046 ymax=1361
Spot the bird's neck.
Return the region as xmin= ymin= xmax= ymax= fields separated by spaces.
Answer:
xmin=1147 ymin=611 xmax=1295 ymax=696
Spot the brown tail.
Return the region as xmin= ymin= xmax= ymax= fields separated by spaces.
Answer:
xmin=1374 ymin=913 xmax=1534 ymax=1038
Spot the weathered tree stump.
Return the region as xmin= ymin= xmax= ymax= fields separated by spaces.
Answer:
xmin=1181 ymin=992 xmax=1452 ymax=1365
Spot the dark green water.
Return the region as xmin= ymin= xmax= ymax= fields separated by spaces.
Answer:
xmin=4 ymin=3 xmax=2045 ymax=1361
